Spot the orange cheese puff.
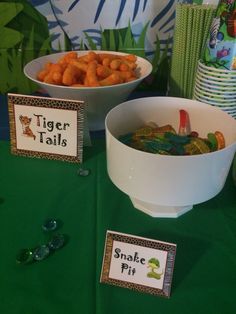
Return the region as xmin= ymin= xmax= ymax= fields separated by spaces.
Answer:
xmin=58 ymin=58 xmax=67 ymax=65
xmin=37 ymin=69 xmax=49 ymax=81
xmin=123 ymin=54 xmax=137 ymax=63
xmin=71 ymin=64 xmax=82 ymax=78
xmin=77 ymin=51 xmax=98 ymax=63
xmin=69 ymin=59 xmax=88 ymax=73
xmin=99 ymin=72 xmax=122 ymax=86
xmin=125 ymin=76 xmax=137 ymax=83
xmin=51 ymin=63 xmax=63 ymax=71
xmin=60 ymin=62 xmax=68 ymax=72
xmin=57 ymin=52 xmax=77 ymax=64
xmin=52 ymin=71 xmax=63 ymax=84
xmin=121 ymin=59 xmax=137 ymax=70
xmin=71 ymin=83 xmax=86 ymax=87
xmin=63 ymin=51 xmax=78 ymax=62
xmin=114 ymin=70 xmax=133 ymax=81
xmin=84 ymin=76 xmax=89 ymax=86
xmin=110 ymin=59 xmax=122 ymax=70
xmin=43 ymin=73 xmax=55 ymax=84
xmin=44 ymin=62 xmax=53 ymax=71
xmin=119 ymin=62 xmax=130 ymax=72
xmin=77 ymin=55 xmax=90 ymax=63
xmin=97 ymin=53 xmax=120 ymax=62
xmin=87 ymin=51 xmax=99 ymax=62
xmin=50 ymin=63 xmax=64 ymax=75
xmin=86 ymin=61 xmax=100 ymax=87
xmin=79 ymin=73 xmax=86 ymax=84
xmin=102 ymin=57 xmax=112 ymax=67
xmin=62 ymin=64 xmax=81 ymax=86
xmin=96 ymin=65 xmax=112 ymax=78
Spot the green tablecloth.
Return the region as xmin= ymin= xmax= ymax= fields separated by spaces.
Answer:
xmin=0 ymin=139 xmax=236 ymax=314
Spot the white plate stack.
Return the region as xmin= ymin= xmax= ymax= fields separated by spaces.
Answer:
xmin=193 ymin=60 xmax=236 ymax=119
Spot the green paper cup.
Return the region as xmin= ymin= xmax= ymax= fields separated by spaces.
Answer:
xmin=199 ymin=60 xmax=236 ymax=74
xmin=194 ymin=85 xmax=236 ymax=99
xmin=195 ymin=80 xmax=236 ymax=94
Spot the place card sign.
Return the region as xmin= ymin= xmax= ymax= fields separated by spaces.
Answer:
xmin=8 ymin=93 xmax=84 ymax=163
xmin=100 ymin=231 xmax=176 ymax=298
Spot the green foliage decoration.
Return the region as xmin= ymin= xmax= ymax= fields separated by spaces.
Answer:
xmin=0 ymin=0 xmax=53 ymax=95
xmin=0 ymin=2 xmax=23 ymax=49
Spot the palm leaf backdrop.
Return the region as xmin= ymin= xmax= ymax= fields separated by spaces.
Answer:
xmin=0 ymin=0 xmax=52 ymax=94
xmin=1 ymin=0 xmax=174 ymax=94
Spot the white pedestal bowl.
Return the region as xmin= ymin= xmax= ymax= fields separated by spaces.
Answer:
xmin=105 ymin=97 xmax=236 ymax=218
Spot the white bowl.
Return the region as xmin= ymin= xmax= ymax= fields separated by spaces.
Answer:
xmin=105 ymin=97 xmax=236 ymax=218
xmin=24 ymin=50 xmax=152 ymax=131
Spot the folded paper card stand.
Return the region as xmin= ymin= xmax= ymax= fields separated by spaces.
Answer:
xmin=8 ymin=93 xmax=85 ymax=163
xmin=100 ymin=231 xmax=176 ymax=298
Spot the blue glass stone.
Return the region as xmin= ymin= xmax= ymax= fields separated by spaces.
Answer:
xmin=33 ymin=245 xmax=50 ymax=261
xmin=42 ymin=218 xmax=58 ymax=232
xmin=48 ymin=234 xmax=65 ymax=250
xmin=16 ymin=249 xmax=34 ymax=265
xmin=77 ymin=168 xmax=90 ymax=177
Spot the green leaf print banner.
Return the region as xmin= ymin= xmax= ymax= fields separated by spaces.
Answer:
xmin=31 ymin=0 xmax=181 ymax=93
xmin=0 ymin=0 xmax=191 ymax=94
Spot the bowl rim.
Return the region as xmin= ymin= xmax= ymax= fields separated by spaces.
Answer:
xmin=24 ymin=50 xmax=153 ymax=91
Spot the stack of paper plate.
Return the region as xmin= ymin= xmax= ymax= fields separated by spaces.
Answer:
xmin=194 ymin=60 xmax=236 ymax=118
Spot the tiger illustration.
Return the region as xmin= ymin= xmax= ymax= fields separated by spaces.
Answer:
xmin=19 ymin=115 xmax=36 ymax=140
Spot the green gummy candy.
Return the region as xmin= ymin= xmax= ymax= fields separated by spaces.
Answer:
xmin=207 ymin=133 xmax=217 ymax=151
xmin=119 ymin=133 xmax=133 ymax=144
xmin=143 ymin=139 xmax=173 ymax=153
xmin=164 ymin=132 xmax=190 ymax=144
xmin=171 ymin=144 xmax=186 ymax=155
xmin=135 ymin=127 xmax=153 ymax=137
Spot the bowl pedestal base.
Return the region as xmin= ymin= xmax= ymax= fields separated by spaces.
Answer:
xmin=130 ymin=197 xmax=193 ymax=218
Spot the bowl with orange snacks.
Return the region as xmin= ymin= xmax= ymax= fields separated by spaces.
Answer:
xmin=105 ymin=97 xmax=236 ymax=218
xmin=24 ymin=50 xmax=152 ymax=130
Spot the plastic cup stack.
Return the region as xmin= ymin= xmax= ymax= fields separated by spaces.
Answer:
xmin=193 ymin=60 xmax=236 ymax=119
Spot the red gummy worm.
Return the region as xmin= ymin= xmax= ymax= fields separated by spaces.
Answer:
xmin=179 ymin=109 xmax=190 ymax=135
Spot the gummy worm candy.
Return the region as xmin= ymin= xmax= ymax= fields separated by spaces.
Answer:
xmin=215 ymin=131 xmax=225 ymax=150
xmin=178 ymin=109 xmax=190 ymax=136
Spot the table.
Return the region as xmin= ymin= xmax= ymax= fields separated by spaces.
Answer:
xmin=0 ymin=137 xmax=236 ymax=314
